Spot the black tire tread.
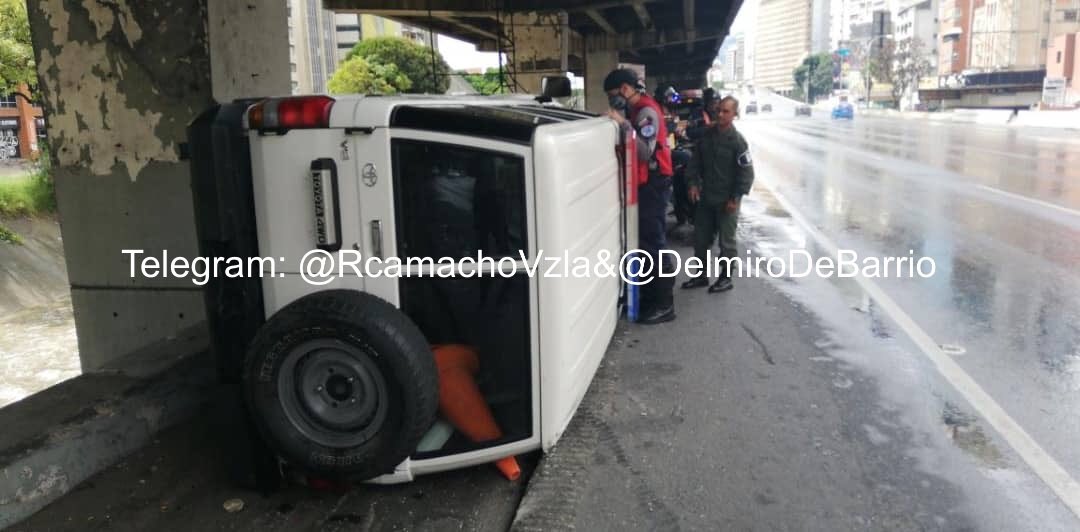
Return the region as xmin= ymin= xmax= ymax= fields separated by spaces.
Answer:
xmin=241 ymin=289 xmax=438 ymax=480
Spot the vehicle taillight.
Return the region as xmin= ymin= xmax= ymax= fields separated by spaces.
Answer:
xmin=247 ymin=95 xmax=335 ymax=131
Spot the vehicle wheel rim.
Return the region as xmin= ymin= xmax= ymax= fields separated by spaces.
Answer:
xmin=277 ymin=338 xmax=390 ymax=448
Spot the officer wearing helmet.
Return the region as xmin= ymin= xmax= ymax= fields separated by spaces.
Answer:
xmin=604 ymin=68 xmax=676 ymax=324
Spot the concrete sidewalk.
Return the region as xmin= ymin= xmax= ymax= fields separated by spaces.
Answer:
xmin=510 ymin=252 xmax=973 ymax=531
xmin=508 ymin=188 xmax=1062 ymax=531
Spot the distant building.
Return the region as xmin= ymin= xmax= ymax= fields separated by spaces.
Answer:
xmin=1046 ymin=33 xmax=1079 ymax=106
xmin=0 ymin=86 xmax=45 ymax=160
xmin=287 ymin=0 xmax=438 ymax=95
xmin=287 ymin=0 xmax=338 ymax=94
xmin=333 ymin=13 xmax=434 ymax=64
xmin=811 ymin=0 xmax=833 ymax=54
xmin=896 ymin=0 xmax=937 ymax=55
xmin=895 ymin=0 xmax=939 ymax=108
xmin=939 ymin=0 xmax=1079 ymax=77
xmin=755 ymin=0 xmax=814 ymax=94
xmin=830 ymin=0 xmax=897 ymax=50
xmin=721 ymin=33 xmax=745 ymax=84
xmin=937 ymin=0 xmax=970 ymax=76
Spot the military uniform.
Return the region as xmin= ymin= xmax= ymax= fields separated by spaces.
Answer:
xmin=685 ymin=125 xmax=754 ymax=289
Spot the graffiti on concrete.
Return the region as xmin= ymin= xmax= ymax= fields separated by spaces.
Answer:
xmin=0 ymin=133 xmax=18 ymax=160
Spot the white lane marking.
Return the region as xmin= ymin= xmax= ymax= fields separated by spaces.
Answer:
xmin=975 ymin=185 xmax=1080 ymax=218
xmin=758 ymin=173 xmax=1080 ymax=521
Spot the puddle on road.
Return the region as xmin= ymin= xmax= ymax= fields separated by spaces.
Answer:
xmin=942 ymin=402 xmax=1007 ymax=468
xmin=764 ymin=205 xmax=791 ymax=219
xmin=0 ymin=294 xmax=81 ymax=408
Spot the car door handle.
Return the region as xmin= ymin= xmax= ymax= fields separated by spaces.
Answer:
xmin=370 ymin=220 xmax=383 ymax=259
xmin=310 ymin=158 xmax=341 ymax=252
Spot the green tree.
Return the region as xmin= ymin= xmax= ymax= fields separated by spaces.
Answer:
xmin=868 ymin=38 xmax=932 ymax=108
xmin=0 ymin=0 xmax=36 ymax=95
xmin=327 ymin=56 xmax=410 ymax=95
xmin=792 ymin=53 xmax=834 ymax=103
xmin=346 ymin=36 xmax=450 ymax=94
xmin=460 ymin=68 xmax=508 ymax=95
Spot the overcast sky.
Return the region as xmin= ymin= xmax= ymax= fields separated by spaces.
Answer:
xmin=730 ymin=0 xmax=757 ymax=42
xmin=437 ymin=34 xmax=502 ymax=71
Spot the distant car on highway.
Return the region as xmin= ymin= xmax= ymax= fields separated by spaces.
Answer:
xmin=746 ymin=101 xmax=758 ymax=114
xmin=761 ymin=103 xmax=772 ymax=113
xmin=795 ymin=104 xmax=812 ymax=116
xmin=831 ymin=101 xmax=854 ymax=119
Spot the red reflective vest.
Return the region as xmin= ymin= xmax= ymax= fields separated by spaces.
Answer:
xmin=629 ymin=94 xmax=673 ymax=183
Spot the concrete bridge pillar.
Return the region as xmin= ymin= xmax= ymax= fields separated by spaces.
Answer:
xmin=585 ymin=49 xmax=619 ymax=113
xmin=25 ymin=0 xmax=291 ymax=370
xmin=497 ymin=11 xmax=571 ymax=95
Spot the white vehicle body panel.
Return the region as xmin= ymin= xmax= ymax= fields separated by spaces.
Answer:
xmin=247 ymin=94 xmax=629 ymax=482
xmin=532 ymin=119 xmax=622 ymax=450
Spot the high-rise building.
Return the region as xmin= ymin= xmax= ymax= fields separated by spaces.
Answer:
xmin=830 ymin=0 xmax=898 ymax=49
xmin=734 ymin=33 xmax=747 ymax=81
xmin=939 ymin=0 xmax=1079 ymax=77
xmin=812 ymin=0 xmax=834 ymax=53
xmin=287 ymin=0 xmax=338 ymax=94
xmin=937 ymin=0 xmax=971 ymax=75
xmin=896 ymin=0 xmax=940 ymax=107
xmin=896 ymin=0 xmax=938 ymax=53
xmin=1046 ymin=32 xmax=1079 ymax=105
xmin=288 ymin=0 xmax=439 ymax=95
xmin=719 ymin=33 xmax=746 ymax=84
xmin=334 ymin=13 xmax=435 ymax=64
xmin=755 ymin=0 xmax=814 ymax=93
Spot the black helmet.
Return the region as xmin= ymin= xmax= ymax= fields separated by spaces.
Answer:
xmin=603 ymin=68 xmax=643 ymax=92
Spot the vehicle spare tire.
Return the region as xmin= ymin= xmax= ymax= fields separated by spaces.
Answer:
xmin=242 ymin=289 xmax=438 ymax=480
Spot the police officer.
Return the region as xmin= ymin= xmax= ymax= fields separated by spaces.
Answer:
xmin=682 ymin=95 xmax=754 ymax=293
xmin=603 ymin=68 xmax=676 ymax=324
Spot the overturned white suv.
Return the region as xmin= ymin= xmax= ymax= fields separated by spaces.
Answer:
xmin=186 ymin=79 xmax=641 ymax=487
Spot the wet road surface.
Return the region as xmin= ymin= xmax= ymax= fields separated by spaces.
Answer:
xmin=732 ymin=102 xmax=1080 ymax=524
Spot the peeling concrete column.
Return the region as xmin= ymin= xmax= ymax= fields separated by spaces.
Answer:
xmin=500 ymin=11 xmax=569 ymax=94
xmin=585 ymin=49 xmax=619 ymax=114
xmin=25 ymin=0 xmax=289 ymax=371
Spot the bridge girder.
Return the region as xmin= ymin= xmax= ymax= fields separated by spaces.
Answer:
xmin=323 ymin=0 xmax=743 ymax=90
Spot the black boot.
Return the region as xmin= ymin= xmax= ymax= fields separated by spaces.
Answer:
xmin=639 ymin=304 xmax=675 ymax=324
xmin=708 ymin=277 xmax=732 ymax=293
xmin=709 ymin=259 xmax=733 ymax=293
xmin=681 ymin=277 xmax=709 ymax=289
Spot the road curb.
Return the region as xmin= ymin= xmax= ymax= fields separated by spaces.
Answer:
xmin=509 ymin=326 xmax=625 ymax=531
xmin=0 ymin=325 xmax=214 ymax=529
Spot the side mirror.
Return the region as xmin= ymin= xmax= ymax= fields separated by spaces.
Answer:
xmin=540 ymin=76 xmax=572 ymax=98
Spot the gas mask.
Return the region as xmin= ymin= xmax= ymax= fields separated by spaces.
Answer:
xmin=608 ymin=94 xmax=628 ymax=110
